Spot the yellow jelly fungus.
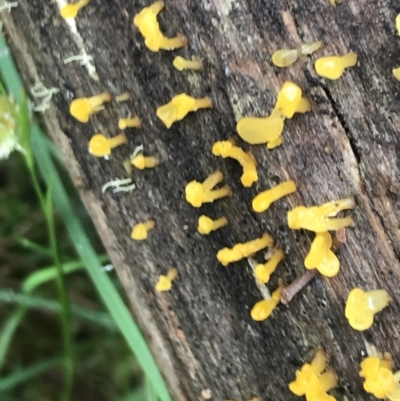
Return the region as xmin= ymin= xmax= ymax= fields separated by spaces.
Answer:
xmin=198 ymin=215 xmax=228 ymax=235
xmin=130 ymin=154 xmax=159 ymax=170
xmin=131 ymin=220 xmax=156 ymax=240
xmin=155 ymin=268 xmax=178 ymax=292
xmin=88 ymin=133 xmax=127 ymax=157
xmin=288 ymin=197 xmax=355 ymax=233
xmin=250 ymin=284 xmax=283 ymax=321
xmin=345 ymin=288 xmax=392 ymax=331
xmin=396 ymin=14 xmax=400 ymax=35
xmin=156 ymin=93 xmax=212 ymax=128
xmin=118 ymin=117 xmax=142 ymax=130
xmin=275 ymin=82 xmax=310 ymax=119
xmin=272 ymin=41 xmax=323 ymax=68
xmin=212 ymin=140 xmax=258 ymax=187
xmin=185 ymin=170 xmax=231 ymax=208
xmin=217 ymin=233 xmax=273 ymax=266
xmin=393 ymin=67 xmax=400 ymax=82
xmin=304 ymin=232 xmax=340 ymax=277
xmin=173 ymin=56 xmax=203 ymax=71
xmin=252 ymin=180 xmax=297 ymax=213
xmin=254 ymin=248 xmax=284 ymax=284
xmin=133 ymin=1 xmax=187 ymax=52
xmin=69 ymin=92 xmax=111 ymax=123
xmin=289 ymin=349 xmax=338 ymax=401
xmin=315 ymin=52 xmax=357 ymax=80
xmin=329 ymin=0 xmax=342 ymax=6
xmin=60 ymin=0 xmax=90 ymax=19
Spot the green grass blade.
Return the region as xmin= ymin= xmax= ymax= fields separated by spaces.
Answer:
xmin=14 ymin=237 xmax=53 ymax=258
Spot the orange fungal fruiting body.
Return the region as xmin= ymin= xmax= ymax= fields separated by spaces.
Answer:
xmin=131 ymin=220 xmax=156 ymax=240
xmin=315 ymin=53 xmax=357 ymax=80
xmin=131 ymin=154 xmax=159 ymax=170
xmin=133 ymin=1 xmax=187 ymax=52
xmin=251 ymin=284 xmax=283 ymax=321
xmin=60 ymin=0 xmax=90 ymax=19
xmin=304 ymin=232 xmax=340 ymax=277
xmin=185 ymin=170 xmax=231 ymax=208
xmin=173 ymin=56 xmax=203 ymax=71
xmin=252 ymin=180 xmax=297 ymax=213
xmin=254 ymin=248 xmax=284 ymax=284
xmin=88 ymin=133 xmax=127 ymax=157
xmin=70 ymin=92 xmax=111 ymax=123
xmin=345 ymin=288 xmax=391 ymax=331
xmin=157 ymin=93 xmax=212 ymax=128
xmin=217 ymin=233 xmax=273 ymax=266
xmin=288 ymin=197 xmax=355 ymax=233
xmin=155 ymin=268 xmax=178 ymax=292
xmin=198 ymin=215 xmax=228 ymax=235
xmin=212 ymin=140 xmax=258 ymax=187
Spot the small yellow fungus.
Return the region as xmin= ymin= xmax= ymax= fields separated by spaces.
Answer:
xmin=396 ymin=14 xmax=400 ymax=36
xmin=315 ymin=53 xmax=358 ymax=80
xmin=272 ymin=41 xmax=323 ymax=68
xmin=88 ymin=133 xmax=127 ymax=157
xmin=118 ymin=117 xmax=142 ymax=130
xmin=304 ymin=232 xmax=340 ymax=277
xmin=212 ymin=140 xmax=258 ymax=187
xmin=60 ymin=0 xmax=90 ymax=19
xmin=288 ymin=197 xmax=355 ymax=233
xmin=133 ymin=1 xmax=187 ymax=52
xmin=254 ymin=248 xmax=284 ymax=284
xmin=393 ymin=67 xmax=400 ymax=82
xmin=250 ymin=284 xmax=283 ymax=321
xmin=345 ymin=288 xmax=392 ymax=331
xmin=69 ymin=92 xmax=111 ymax=123
xmin=157 ymin=94 xmax=212 ymax=128
xmin=131 ymin=220 xmax=156 ymax=240
xmin=252 ymin=180 xmax=297 ymax=213
xmin=115 ymin=92 xmax=130 ymax=102
xmin=329 ymin=0 xmax=342 ymax=6
xmin=289 ymin=349 xmax=338 ymax=401
xmin=275 ymin=82 xmax=310 ymax=119
xmin=155 ymin=268 xmax=178 ymax=292
xmin=198 ymin=215 xmax=228 ymax=235
xmin=217 ymin=233 xmax=273 ymax=266
xmin=185 ymin=170 xmax=231 ymax=208
xmin=131 ymin=154 xmax=159 ymax=170
xmin=173 ymin=56 xmax=203 ymax=71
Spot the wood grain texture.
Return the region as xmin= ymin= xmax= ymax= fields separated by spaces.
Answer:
xmin=3 ymin=0 xmax=400 ymax=399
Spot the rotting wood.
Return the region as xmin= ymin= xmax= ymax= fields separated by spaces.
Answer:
xmin=2 ymin=0 xmax=400 ymax=400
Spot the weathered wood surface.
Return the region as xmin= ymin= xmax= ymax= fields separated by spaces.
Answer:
xmin=3 ymin=0 xmax=400 ymax=399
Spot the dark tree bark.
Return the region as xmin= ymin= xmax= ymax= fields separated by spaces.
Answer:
xmin=3 ymin=0 xmax=400 ymax=400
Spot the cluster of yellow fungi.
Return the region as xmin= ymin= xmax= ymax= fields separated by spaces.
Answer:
xmin=272 ymin=41 xmax=323 ymax=68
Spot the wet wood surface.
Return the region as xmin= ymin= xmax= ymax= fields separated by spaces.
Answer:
xmin=3 ymin=0 xmax=400 ymax=399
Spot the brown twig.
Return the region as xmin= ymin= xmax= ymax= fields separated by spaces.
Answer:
xmin=280 ymin=269 xmax=318 ymax=304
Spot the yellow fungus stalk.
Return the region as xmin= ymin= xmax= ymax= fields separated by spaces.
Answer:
xmin=345 ymin=288 xmax=391 ymax=331
xmin=254 ymin=248 xmax=284 ymax=284
xmin=173 ymin=56 xmax=203 ymax=71
xmin=131 ymin=154 xmax=159 ymax=170
xmin=131 ymin=221 xmax=155 ymax=240
xmin=315 ymin=53 xmax=357 ymax=80
xmin=250 ymin=284 xmax=283 ymax=321
xmin=157 ymin=93 xmax=212 ymax=128
xmin=252 ymin=180 xmax=297 ymax=213
xmin=217 ymin=234 xmax=273 ymax=266
xmin=396 ymin=14 xmax=400 ymax=36
xmin=155 ymin=268 xmax=178 ymax=292
xmin=69 ymin=92 xmax=111 ymax=123
xmin=60 ymin=0 xmax=90 ymax=19
xmin=88 ymin=133 xmax=127 ymax=157
xmin=198 ymin=215 xmax=228 ymax=235
xmin=118 ymin=117 xmax=141 ymax=130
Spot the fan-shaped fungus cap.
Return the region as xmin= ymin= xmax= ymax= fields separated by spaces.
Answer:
xmin=275 ymin=82 xmax=310 ymax=119
xmin=155 ymin=268 xmax=178 ymax=292
xmin=252 ymin=180 xmax=297 ymax=213
xmin=315 ymin=53 xmax=357 ymax=80
xmin=133 ymin=1 xmax=187 ymax=52
xmin=287 ymin=197 xmax=355 ymax=233
xmin=306 ymin=371 xmax=338 ymax=401
xmin=254 ymin=248 xmax=284 ymax=284
xmin=345 ymin=288 xmax=392 ymax=331
xmin=70 ymin=92 xmax=111 ymax=123
xmin=304 ymin=232 xmax=340 ymax=277
xmin=88 ymin=133 xmax=127 ymax=157
xmin=185 ymin=170 xmax=231 ymax=208
xmin=131 ymin=154 xmax=159 ymax=170
xmin=60 ymin=0 xmax=90 ymax=19
xmin=198 ymin=215 xmax=228 ymax=235
xmin=212 ymin=140 xmax=258 ymax=187
xmin=250 ymin=284 xmax=283 ymax=321
xmin=217 ymin=234 xmax=273 ymax=266
xmin=157 ymin=93 xmax=212 ymax=128
xmin=131 ymin=220 xmax=156 ymax=240
xmin=173 ymin=56 xmax=203 ymax=71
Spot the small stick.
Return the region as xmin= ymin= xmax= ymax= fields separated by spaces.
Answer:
xmin=332 ymin=227 xmax=346 ymax=252
xmin=280 ymin=269 xmax=318 ymax=305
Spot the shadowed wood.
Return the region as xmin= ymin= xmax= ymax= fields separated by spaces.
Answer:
xmin=2 ymin=0 xmax=400 ymax=399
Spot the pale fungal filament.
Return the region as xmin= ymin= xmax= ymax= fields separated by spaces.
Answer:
xmin=185 ymin=170 xmax=231 ymax=208
xmin=130 ymin=154 xmax=159 ymax=170
xmin=70 ymin=92 xmax=111 ymax=123
xmin=131 ymin=220 xmax=155 ymax=240
xmin=118 ymin=117 xmax=142 ymax=130
xmin=30 ymin=82 xmax=60 ymax=113
xmin=0 ymin=1 xmax=18 ymax=13
xmin=198 ymin=215 xmax=228 ymax=235
xmin=64 ymin=54 xmax=94 ymax=66
xmin=212 ymin=140 xmax=258 ymax=187
xmin=102 ymin=178 xmax=134 ymax=193
xmin=315 ymin=52 xmax=357 ymax=80
xmin=133 ymin=1 xmax=187 ymax=52
xmin=173 ymin=56 xmax=203 ymax=71
xmin=88 ymin=133 xmax=127 ymax=158
xmin=272 ymin=41 xmax=323 ymax=68
xmin=115 ymin=92 xmax=131 ymax=102
xmin=155 ymin=268 xmax=178 ymax=292
xmin=60 ymin=0 xmax=90 ymax=19
xmin=156 ymin=93 xmax=212 ymax=128
xmin=217 ymin=233 xmax=273 ymax=266
xmin=254 ymin=248 xmax=284 ymax=284
xmin=250 ymin=284 xmax=283 ymax=321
